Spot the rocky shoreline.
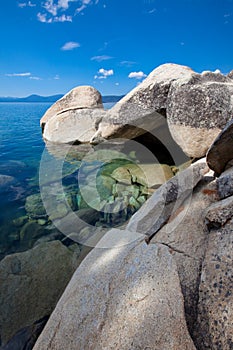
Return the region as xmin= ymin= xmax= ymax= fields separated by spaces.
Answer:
xmin=1 ymin=63 xmax=233 ymax=349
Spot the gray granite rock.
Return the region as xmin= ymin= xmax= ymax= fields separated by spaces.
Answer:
xmin=126 ymin=158 xmax=209 ymax=238
xmin=205 ymin=195 xmax=233 ymax=226
xmin=43 ymin=108 xmax=105 ymax=144
xmin=193 ymin=219 xmax=233 ymax=349
xmin=207 ymin=119 xmax=233 ymax=175
xmin=1 ymin=316 xmax=49 ymax=350
xmin=33 ymin=231 xmax=196 ymax=350
xmin=216 ymin=167 xmax=233 ymax=199
xmin=91 ymin=63 xmax=194 ymax=143
xmin=167 ymin=72 xmax=233 ymax=158
xmin=0 ymin=241 xmax=80 ymax=345
xmin=151 ymin=177 xmax=216 ymax=338
xmin=40 ymin=85 xmax=103 ymax=129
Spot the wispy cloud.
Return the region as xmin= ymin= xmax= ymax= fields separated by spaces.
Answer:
xmin=61 ymin=41 xmax=80 ymax=50
xmin=54 ymin=14 xmax=72 ymax=21
xmin=120 ymin=60 xmax=137 ymax=67
xmin=5 ymin=72 xmax=31 ymax=77
xmin=94 ymin=68 xmax=114 ymax=79
xmin=54 ymin=74 xmax=60 ymax=80
xmin=75 ymin=0 xmax=98 ymax=14
xmin=29 ymin=76 xmax=42 ymax=80
xmin=37 ymin=12 xmax=53 ymax=22
xmin=34 ymin=0 xmax=98 ymax=23
xmin=18 ymin=1 xmax=36 ymax=8
xmin=128 ymin=71 xmax=147 ymax=79
xmin=91 ymin=55 xmax=113 ymax=62
xmin=147 ymin=8 xmax=156 ymax=14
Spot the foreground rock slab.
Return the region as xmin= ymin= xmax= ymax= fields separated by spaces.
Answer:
xmin=34 ymin=231 xmax=196 ymax=350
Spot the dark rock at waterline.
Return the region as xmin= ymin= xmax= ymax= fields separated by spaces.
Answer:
xmin=1 ymin=315 xmax=49 ymax=350
xmin=207 ymin=119 xmax=233 ymax=175
xmin=0 ymin=241 xmax=81 ymax=345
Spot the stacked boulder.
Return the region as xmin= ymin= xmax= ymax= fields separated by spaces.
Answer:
xmin=41 ymin=86 xmax=105 ymax=144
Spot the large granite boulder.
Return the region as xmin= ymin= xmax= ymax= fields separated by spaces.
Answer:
xmin=0 ymin=241 xmax=80 ymax=346
xmin=166 ymin=71 xmax=233 ymax=158
xmin=40 ymin=86 xmax=105 ymax=144
xmin=90 ymin=63 xmax=194 ymax=143
xmin=43 ymin=108 xmax=105 ymax=144
xmin=207 ymin=119 xmax=233 ymax=175
xmin=40 ymin=85 xmax=103 ymax=128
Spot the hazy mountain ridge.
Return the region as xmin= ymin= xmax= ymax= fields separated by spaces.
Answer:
xmin=0 ymin=94 xmax=124 ymax=103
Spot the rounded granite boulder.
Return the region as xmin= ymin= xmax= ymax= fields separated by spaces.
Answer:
xmin=40 ymin=85 xmax=103 ymax=130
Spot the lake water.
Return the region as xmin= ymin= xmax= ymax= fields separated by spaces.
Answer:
xmin=0 ymin=101 xmax=147 ymax=259
xmin=0 ymin=103 xmax=50 ymax=255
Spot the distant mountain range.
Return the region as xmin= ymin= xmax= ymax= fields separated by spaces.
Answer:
xmin=0 ymin=94 xmax=125 ymax=103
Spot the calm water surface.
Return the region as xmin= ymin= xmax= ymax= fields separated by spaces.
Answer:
xmin=0 ymin=102 xmax=122 ymax=258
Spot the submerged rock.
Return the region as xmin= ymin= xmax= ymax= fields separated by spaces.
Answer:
xmin=25 ymin=193 xmax=47 ymax=219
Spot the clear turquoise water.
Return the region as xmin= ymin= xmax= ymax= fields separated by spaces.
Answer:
xmin=0 ymin=103 xmax=52 ymax=254
xmin=0 ymin=103 xmax=49 ymax=207
xmin=0 ymin=102 xmax=123 ymax=258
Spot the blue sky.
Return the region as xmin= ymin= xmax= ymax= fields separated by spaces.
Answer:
xmin=1 ymin=0 xmax=233 ymax=97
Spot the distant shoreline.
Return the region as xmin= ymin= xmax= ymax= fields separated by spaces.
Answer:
xmin=0 ymin=94 xmax=124 ymax=104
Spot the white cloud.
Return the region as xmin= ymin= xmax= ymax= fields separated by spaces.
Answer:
xmin=29 ymin=76 xmax=42 ymax=80
xmin=54 ymin=74 xmax=60 ymax=79
xmin=5 ymin=72 xmax=31 ymax=77
xmin=18 ymin=1 xmax=36 ymax=7
xmin=128 ymin=71 xmax=147 ymax=79
xmin=43 ymin=0 xmax=58 ymax=15
xmin=61 ymin=41 xmax=80 ymax=50
xmin=75 ymin=0 xmax=97 ymax=14
xmin=120 ymin=60 xmax=137 ymax=67
xmin=147 ymin=8 xmax=156 ymax=14
xmin=115 ymin=82 xmax=119 ymax=86
xmin=37 ymin=12 xmax=53 ymax=22
xmin=94 ymin=68 xmax=114 ymax=79
xmin=91 ymin=55 xmax=113 ymax=62
xmin=75 ymin=4 xmax=86 ymax=13
xmin=18 ymin=3 xmax=27 ymax=8
xmin=54 ymin=14 xmax=72 ymax=21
